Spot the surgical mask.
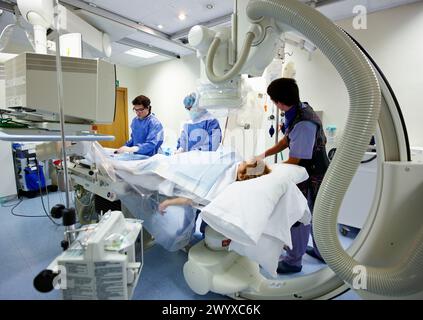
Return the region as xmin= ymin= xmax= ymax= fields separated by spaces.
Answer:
xmin=189 ymin=109 xmax=205 ymax=121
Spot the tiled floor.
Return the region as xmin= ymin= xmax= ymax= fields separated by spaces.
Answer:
xmin=0 ymin=192 xmax=360 ymax=300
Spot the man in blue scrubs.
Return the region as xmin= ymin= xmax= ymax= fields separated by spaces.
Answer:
xmin=176 ymin=92 xmax=222 ymax=153
xmin=257 ymin=78 xmax=330 ymax=273
xmin=117 ymin=95 xmax=164 ymax=156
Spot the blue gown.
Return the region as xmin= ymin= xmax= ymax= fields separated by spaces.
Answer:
xmin=176 ymin=111 xmax=222 ymax=152
xmin=125 ymin=114 xmax=164 ymax=156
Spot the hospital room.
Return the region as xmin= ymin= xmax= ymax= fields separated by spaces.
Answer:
xmin=0 ymin=0 xmax=422 ymax=302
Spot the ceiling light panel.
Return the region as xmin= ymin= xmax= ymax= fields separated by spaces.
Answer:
xmin=125 ymin=48 xmax=158 ymax=58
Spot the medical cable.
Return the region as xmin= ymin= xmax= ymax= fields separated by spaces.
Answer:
xmin=36 ymin=162 xmax=61 ymax=226
xmin=4 ymin=198 xmax=46 ymax=218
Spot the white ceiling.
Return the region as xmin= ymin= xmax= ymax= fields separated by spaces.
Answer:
xmin=1 ymin=0 xmax=421 ymax=68
xmin=85 ymin=0 xmax=233 ymax=35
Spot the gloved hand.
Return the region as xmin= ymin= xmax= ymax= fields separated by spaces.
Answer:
xmin=116 ymin=146 xmax=139 ymax=154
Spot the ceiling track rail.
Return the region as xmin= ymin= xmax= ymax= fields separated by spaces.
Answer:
xmin=117 ymin=37 xmax=181 ymax=59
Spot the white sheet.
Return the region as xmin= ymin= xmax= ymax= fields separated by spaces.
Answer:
xmin=107 ymin=150 xmax=241 ymax=204
xmin=229 ymin=182 xmax=311 ymax=277
xmin=85 ymin=143 xmax=311 ymax=276
xmin=200 ymin=164 xmax=310 ymax=246
xmin=200 ymin=164 xmax=311 ymax=277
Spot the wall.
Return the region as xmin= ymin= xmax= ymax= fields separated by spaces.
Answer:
xmin=0 ymin=77 xmax=17 ymax=199
xmin=340 ymin=1 xmax=423 ymax=148
xmin=134 ymin=1 xmax=423 ymax=156
xmin=115 ymin=64 xmax=139 ymax=116
xmin=282 ymin=1 xmax=423 ymax=148
xmin=135 ymin=54 xmax=201 ymax=150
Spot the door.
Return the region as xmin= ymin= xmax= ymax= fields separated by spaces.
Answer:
xmin=93 ymin=87 xmax=129 ymax=148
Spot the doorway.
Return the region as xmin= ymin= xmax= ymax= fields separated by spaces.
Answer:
xmin=93 ymin=87 xmax=129 ymax=148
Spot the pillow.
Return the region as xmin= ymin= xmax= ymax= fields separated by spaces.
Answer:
xmin=267 ymin=163 xmax=309 ymax=184
xmin=201 ymin=163 xmax=308 ymax=246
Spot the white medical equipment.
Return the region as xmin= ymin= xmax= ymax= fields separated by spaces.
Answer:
xmin=33 ymin=211 xmax=143 ymax=300
xmin=0 ymin=0 xmax=116 ymax=141
xmin=182 ymin=0 xmax=423 ymax=299
xmin=4 ymin=52 xmax=116 ymax=126
xmin=0 ymin=1 xmax=137 ymax=300
xmin=337 ymin=152 xmax=378 ymax=233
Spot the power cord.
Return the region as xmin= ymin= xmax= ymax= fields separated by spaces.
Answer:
xmin=36 ymin=161 xmax=62 ymax=226
xmin=2 ymin=198 xmax=46 ymax=218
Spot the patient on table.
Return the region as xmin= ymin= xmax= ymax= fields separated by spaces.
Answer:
xmin=158 ymin=159 xmax=271 ymax=213
xmin=85 ymin=142 xmax=311 ymax=276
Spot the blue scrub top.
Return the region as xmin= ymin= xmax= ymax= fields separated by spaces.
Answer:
xmin=125 ymin=114 xmax=164 ymax=156
xmin=285 ymin=103 xmax=317 ymax=159
xmin=177 ymin=111 xmax=222 ymax=152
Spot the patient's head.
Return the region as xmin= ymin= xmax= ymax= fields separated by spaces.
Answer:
xmin=236 ymin=159 xmax=271 ymax=181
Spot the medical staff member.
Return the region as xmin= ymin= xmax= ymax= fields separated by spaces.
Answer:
xmin=176 ymin=92 xmax=222 ymax=153
xmin=256 ymin=78 xmax=330 ymax=274
xmin=116 ymin=95 xmax=164 ymax=156
xmin=177 ymin=92 xmax=222 ymax=237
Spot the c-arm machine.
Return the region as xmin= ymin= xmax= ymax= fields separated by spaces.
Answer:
xmin=2 ymin=0 xmax=421 ymax=300
xmin=183 ymin=0 xmax=423 ymax=299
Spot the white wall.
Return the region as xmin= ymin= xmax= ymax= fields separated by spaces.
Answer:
xmin=283 ymin=1 xmax=423 ymax=148
xmin=115 ymin=64 xmax=139 ymax=117
xmin=340 ymin=2 xmax=423 ymax=148
xmin=0 ymin=78 xmax=17 ymax=199
xmin=135 ymin=54 xmax=201 ymax=150
xmin=134 ymin=2 xmax=423 ymax=156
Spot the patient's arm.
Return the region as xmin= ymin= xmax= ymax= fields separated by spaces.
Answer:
xmin=158 ymin=197 xmax=193 ymax=214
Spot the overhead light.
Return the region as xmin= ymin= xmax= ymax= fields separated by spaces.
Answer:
xmin=206 ymin=4 xmax=214 ymax=10
xmin=125 ymin=48 xmax=158 ymax=59
xmin=178 ymin=12 xmax=186 ymax=21
xmin=157 ymin=24 xmax=163 ymax=29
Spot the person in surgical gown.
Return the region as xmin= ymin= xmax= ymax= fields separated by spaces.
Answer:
xmin=116 ymin=95 xmax=164 ymax=156
xmin=176 ymin=92 xmax=222 ymax=235
xmin=176 ymin=92 xmax=222 ymax=153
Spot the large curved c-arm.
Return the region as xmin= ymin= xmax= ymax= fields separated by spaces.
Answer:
xmin=203 ymin=0 xmax=423 ymax=296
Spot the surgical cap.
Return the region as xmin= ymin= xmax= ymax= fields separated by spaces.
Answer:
xmin=183 ymin=92 xmax=197 ymax=109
